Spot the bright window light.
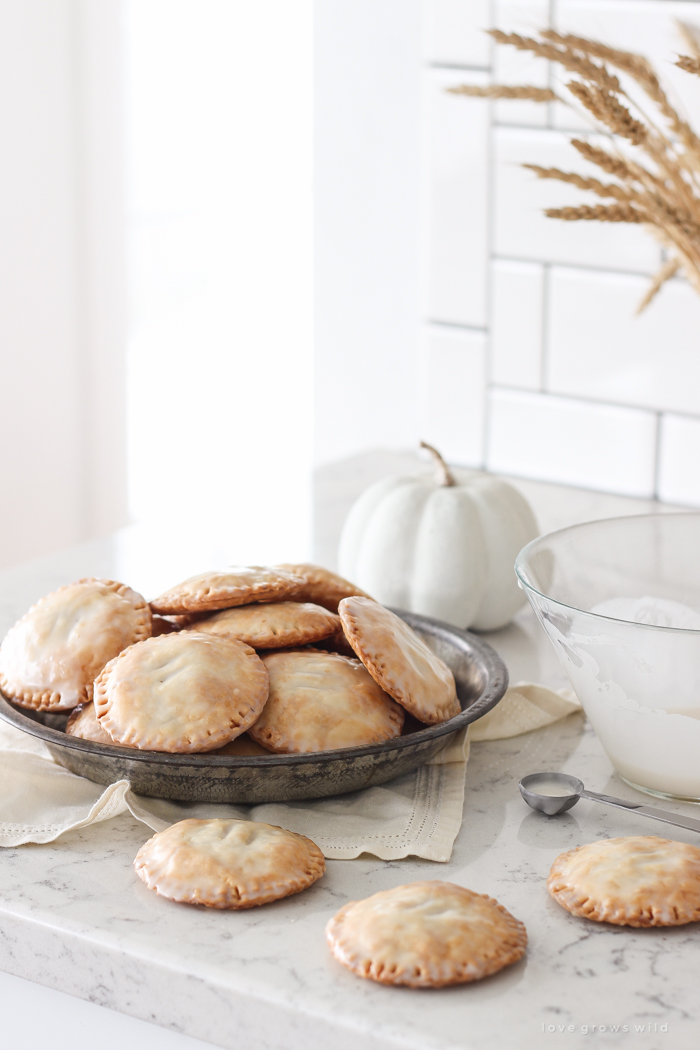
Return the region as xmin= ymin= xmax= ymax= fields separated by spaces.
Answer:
xmin=124 ymin=0 xmax=313 ymax=566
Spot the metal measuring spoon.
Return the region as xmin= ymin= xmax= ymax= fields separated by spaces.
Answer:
xmin=519 ymin=771 xmax=700 ymax=834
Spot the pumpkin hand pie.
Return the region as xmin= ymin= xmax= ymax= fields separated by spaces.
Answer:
xmin=188 ymin=601 xmax=341 ymax=649
xmin=326 ymin=881 xmax=527 ymax=987
xmin=0 ymin=578 xmax=151 ymax=711
xmin=339 ymin=597 xmax=459 ymax=725
xmin=249 ymin=649 xmax=404 ymax=753
xmin=134 ymin=817 xmax=325 ymax=908
xmin=275 ymin=563 xmax=372 ymax=612
xmin=548 ymin=835 xmax=700 ymax=927
xmin=150 ymin=566 xmax=305 ymax=615
xmin=66 ymin=701 xmax=125 ymax=746
xmin=94 ymin=632 xmax=269 ymax=752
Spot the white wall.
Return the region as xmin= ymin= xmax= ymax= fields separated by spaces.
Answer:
xmin=125 ymin=1 xmax=314 ymax=565
xmin=314 ymin=0 xmax=424 ymax=465
xmin=0 ymin=0 xmax=127 ymax=571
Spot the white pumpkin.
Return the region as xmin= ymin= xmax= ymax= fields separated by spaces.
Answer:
xmin=338 ymin=444 xmax=538 ymax=631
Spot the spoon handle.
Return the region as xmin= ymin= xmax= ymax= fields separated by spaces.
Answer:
xmin=581 ymin=790 xmax=700 ymax=835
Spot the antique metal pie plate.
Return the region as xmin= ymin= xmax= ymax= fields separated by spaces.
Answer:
xmin=0 ymin=610 xmax=508 ymax=804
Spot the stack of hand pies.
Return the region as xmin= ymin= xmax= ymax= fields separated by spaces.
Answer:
xmin=0 ymin=563 xmax=460 ymax=755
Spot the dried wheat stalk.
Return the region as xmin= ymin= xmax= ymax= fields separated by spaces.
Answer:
xmin=523 ymin=164 xmax=634 ymax=203
xmin=545 ymin=204 xmax=646 ymax=223
xmin=677 ymin=20 xmax=700 ymax=62
xmin=451 ymin=26 xmax=700 ymax=310
xmin=636 ymin=257 xmax=680 ymax=313
xmin=678 ymin=55 xmax=700 ymax=76
xmin=447 ymin=84 xmax=559 ymax=102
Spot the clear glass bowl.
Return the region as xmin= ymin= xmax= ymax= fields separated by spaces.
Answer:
xmin=515 ymin=513 xmax=700 ymax=802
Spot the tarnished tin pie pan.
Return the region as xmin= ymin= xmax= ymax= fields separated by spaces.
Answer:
xmin=0 ymin=611 xmax=507 ymax=804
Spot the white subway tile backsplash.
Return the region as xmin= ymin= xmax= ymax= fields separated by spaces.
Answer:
xmin=493 ymin=128 xmax=661 ymax=273
xmin=553 ymin=2 xmax=700 ymax=134
xmin=490 ymin=259 xmax=543 ymax=389
xmin=658 ymin=414 xmax=700 ymax=507
xmin=487 ymin=387 xmax=657 ymax=496
xmin=421 ymin=325 xmax=486 ymax=466
xmin=493 ymin=0 xmax=550 ymax=128
xmin=422 ymin=2 xmax=700 ymax=501
xmin=425 ymin=68 xmax=490 ymax=327
xmin=547 ymin=268 xmax=700 ymax=415
xmin=424 ymin=0 xmax=491 ymax=68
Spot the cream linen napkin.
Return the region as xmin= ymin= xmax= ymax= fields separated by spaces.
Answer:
xmin=0 ymin=683 xmax=580 ymax=860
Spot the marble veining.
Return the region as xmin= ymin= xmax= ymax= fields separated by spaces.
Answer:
xmin=1 ymin=705 xmax=699 ymax=1050
xmin=1 ymin=517 xmax=700 ymax=1049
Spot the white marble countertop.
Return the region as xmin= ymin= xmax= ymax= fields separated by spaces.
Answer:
xmin=1 ymin=457 xmax=698 ymax=1050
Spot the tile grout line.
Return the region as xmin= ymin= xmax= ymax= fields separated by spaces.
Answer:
xmin=540 ymin=263 xmax=550 ymax=392
xmin=429 ymin=62 xmax=491 ymax=73
xmin=427 ymin=320 xmax=487 ymax=333
xmin=653 ymin=412 xmax=663 ymax=501
xmin=491 ymin=382 xmax=675 ymax=417
xmin=490 ymin=252 xmax=658 ymax=280
xmin=491 ymin=382 xmax=700 ymax=423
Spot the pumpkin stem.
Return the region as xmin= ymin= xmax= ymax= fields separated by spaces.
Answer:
xmin=420 ymin=441 xmax=457 ymax=487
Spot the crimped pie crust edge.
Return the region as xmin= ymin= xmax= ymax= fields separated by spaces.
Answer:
xmin=275 ymin=562 xmax=372 ymax=611
xmin=133 ymin=818 xmax=325 ymax=908
xmin=248 ymin=649 xmax=404 ymax=753
xmin=325 ymin=881 xmax=527 ymax=988
xmin=94 ymin=632 xmax=269 ymax=752
xmin=189 ymin=601 xmax=341 ymax=649
xmin=338 ymin=597 xmax=460 ymax=725
xmin=547 ymin=835 xmax=700 ymax=927
xmin=0 ymin=577 xmax=152 ymax=711
xmin=149 ymin=567 xmax=306 ymax=615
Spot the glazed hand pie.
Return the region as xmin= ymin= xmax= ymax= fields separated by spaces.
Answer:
xmin=66 ymin=701 xmax=123 ymax=746
xmin=548 ymin=835 xmax=700 ymax=926
xmin=0 ymin=578 xmax=151 ymax=711
xmin=339 ymin=597 xmax=460 ymax=725
xmin=248 ymin=649 xmax=404 ymax=753
xmin=149 ymin=566 xmax=305 ymax=615
xmin=134 ymin=818 xmax=325 ymax=908
xmin=189 ymin=601 xmax=341 ymax=649
xmin=94 ymin=632 xmax=269 ymax=752
xmin=326 ymin=881 xmax=527 ymax=987
xmin=276 ymin=563 xmax=372 ymax=612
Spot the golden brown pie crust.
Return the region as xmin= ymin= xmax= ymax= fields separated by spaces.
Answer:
xmin=65 ymin=701 xmax=121 ymax=745
xmin=276 ymin=563 xmax=372 ymax=612
xmin=548 ymin=835 xmax=700 ymax=926
xmin=188 ymin=601 xmax=340 ymax=649
xmin=134 ymin=818 xmax=325 ymax=908
xmin=326 ymin=881 xmax=527 ymax=987
xmin=149 ymin=566 xmax=305 ymax=615
xmin=339 ymin=597 xmax=459 ymax=725
xmin=94 ymin=632 xmax=269 ymax=752
xmin=0 ymin=578 xmax=151 ymax=711
xmin=249 ymin=649 xmax=404 ymax=753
